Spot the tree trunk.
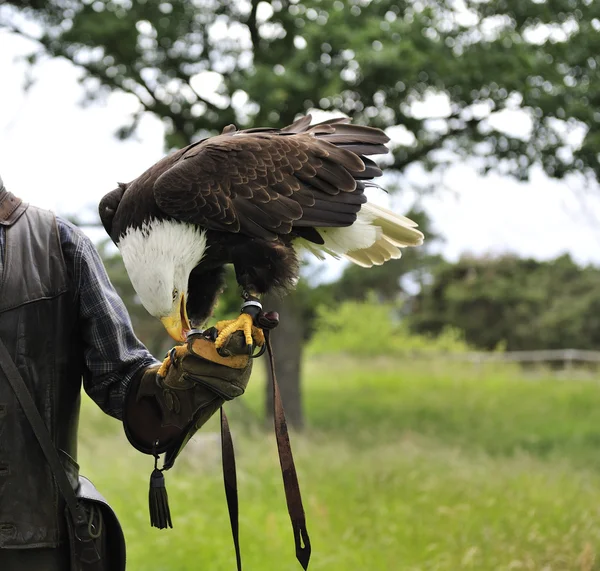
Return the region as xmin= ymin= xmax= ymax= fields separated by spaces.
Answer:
xmin=263 ymin=292 xmax=305 ymax=429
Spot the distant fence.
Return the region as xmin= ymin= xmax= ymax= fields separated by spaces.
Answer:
xmin=458 ymin=349 xmax=600 ymax=366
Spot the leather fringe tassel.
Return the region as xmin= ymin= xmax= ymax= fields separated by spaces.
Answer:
xmin=149 ymin=448 xmax=173 ymax=529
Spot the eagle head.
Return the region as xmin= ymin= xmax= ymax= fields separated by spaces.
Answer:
xmin=117 ymin=219 xmax=208 ymax=342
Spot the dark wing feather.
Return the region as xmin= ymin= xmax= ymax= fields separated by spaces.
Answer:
xmin=153 ymin=115 xmax=389 ymax=241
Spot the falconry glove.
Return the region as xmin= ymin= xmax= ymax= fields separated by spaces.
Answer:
xmin=123 ymin=330 xmax=252 ymax=529
xmin=147 ymin=340 xmax=249 ymax=430
xmin=124 ymin=330 xmax=251 ymax=467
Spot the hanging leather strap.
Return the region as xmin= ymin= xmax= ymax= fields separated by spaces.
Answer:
xmin=220 ymin=408 xmax=242 ymax=571
xmin=219 ymin=328 xmax=311 ymax=571
xmin=266 ymin=330 xmax=311 ymax=569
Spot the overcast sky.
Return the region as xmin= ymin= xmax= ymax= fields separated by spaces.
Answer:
xmin=2 ymin=30 xmax=600 ymax=270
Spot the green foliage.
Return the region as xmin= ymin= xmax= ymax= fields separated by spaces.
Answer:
xmin=3 ymin=0 xmax=598 ymax=183
xmin=307 ymin=299 xmax=469 ymax=356
xmin=79 ymin=357 xmax=600 ymax=570
xmin=296 ymin=357 xmax=600 ymax=467
xmin=411 ymin=253 xmax=600 ymax=351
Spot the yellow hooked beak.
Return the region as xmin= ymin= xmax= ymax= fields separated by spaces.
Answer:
xmin=160 ymin=293 xmax=191 ymax=343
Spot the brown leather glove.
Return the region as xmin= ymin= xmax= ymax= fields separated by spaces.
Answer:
xmin=124 ymin=331 xmax=252 ymax=467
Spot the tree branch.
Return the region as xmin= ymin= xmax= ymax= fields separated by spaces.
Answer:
xmin=246 ymin=0 xmax=260 ymax=54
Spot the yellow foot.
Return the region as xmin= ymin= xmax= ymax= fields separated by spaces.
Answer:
xmin=214 ymin=313 xmax=265 ymax=350
xmin=157 ymin=345 xmax=188 ymax=377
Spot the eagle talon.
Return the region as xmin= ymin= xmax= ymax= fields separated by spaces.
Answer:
xmin=251 ymin=343 xmax=267 ymax=359
xmin=157 ymin=344 xmax=188 ymax=377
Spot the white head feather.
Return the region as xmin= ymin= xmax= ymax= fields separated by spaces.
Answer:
xmin=118 ymin=219 xmax=208 ymax=318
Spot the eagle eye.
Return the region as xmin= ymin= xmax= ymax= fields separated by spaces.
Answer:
xmin=172 ymin=289 xmax=179 ymax=301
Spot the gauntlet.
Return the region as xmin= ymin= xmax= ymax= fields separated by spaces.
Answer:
xmin=123 ymin=330 xmax=252 ymax=468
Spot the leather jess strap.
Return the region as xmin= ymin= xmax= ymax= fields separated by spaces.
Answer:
xmin=220 ymin=327 xmax=311 ymax=571
xmin=266 ymin=331 xmax=311 ymax=569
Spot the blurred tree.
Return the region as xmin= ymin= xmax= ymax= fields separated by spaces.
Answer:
xmin=3 ymin=0 xmax=599 ymax=424
xmin=410 ymin=253 xmax=600 ymax=351
xmin=2 ymin=0 xmax=596 ymax=179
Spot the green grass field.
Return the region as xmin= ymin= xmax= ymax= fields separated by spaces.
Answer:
xmin=78 ymin=358 xmax=600 ymax=570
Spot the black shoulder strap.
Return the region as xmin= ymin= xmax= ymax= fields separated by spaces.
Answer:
xmin=0 ymin=337 xmax=86 ymax=527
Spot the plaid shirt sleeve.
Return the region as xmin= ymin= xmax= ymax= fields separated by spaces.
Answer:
xmin=57 ymin=217 xmax=160 ymax=420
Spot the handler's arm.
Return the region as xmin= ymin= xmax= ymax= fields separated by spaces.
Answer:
xmin=58 ymin=218 xmax=251 ymax=464
xmin=58 ymin=218 xmax=159 ymax=418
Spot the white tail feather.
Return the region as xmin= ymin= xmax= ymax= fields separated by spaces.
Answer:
xmin=295 ymin=201 xmax=424 ymax=268
xmin=360 ymin=203 xmax=424 ymax=247
xmin=344 ymin=249 xmax=375 ymax=268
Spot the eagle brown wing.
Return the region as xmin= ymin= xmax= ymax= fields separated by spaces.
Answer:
xmin=153 ymin=116 xmax=390 ymax=241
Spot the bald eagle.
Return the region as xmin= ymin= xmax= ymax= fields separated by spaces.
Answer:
xmin=99 ymin=115 xmax=424 ymax=347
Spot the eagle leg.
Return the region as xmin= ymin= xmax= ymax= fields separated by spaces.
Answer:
xmin=214 ymin=313 xmax=265 ymax=352
xmin=214 ymin=290 xmax=266 ymax=351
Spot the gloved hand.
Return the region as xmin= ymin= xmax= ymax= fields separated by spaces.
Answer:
xmin=124 ymin=330 xmax=252 ymax=467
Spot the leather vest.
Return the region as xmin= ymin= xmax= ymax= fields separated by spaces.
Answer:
xmin=0 ymin=189 xmax=84 ymax=548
